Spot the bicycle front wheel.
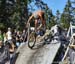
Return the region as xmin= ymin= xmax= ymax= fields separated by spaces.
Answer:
xmin=28 ymin=31 xmax=36 ymax=49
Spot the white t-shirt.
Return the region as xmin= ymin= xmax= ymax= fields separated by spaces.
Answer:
xmin=6 ymin=31 xmax=12 ymax=40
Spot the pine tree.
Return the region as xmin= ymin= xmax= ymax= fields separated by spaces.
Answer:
xmin=0 ymin=0 xmax=34 ymax=30
xmin=71 ymin=0 xmax=75 ymax=23
xmin=55 ymin=10 xmax=60 ymax=24
xmin=60 ymin=0 xmax=73 ymax=28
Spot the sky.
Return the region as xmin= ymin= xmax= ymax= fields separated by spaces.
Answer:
xmin=43 ymin=0 xmax=67 ymax=15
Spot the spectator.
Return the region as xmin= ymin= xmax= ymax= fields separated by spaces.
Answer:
xmin=16 ymin=31 xmax=21 ymax=48
xmin=6 ymin=27 xmax=12 ymax=42
xmin=21 ymin=29 xmax=26 ymax=42
xmin=12 ymin=29 xmax=17 ymax=47
xmin=0 ymin=40 xmax=10 ymax=64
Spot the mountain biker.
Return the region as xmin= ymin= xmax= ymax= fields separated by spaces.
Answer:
xmin=27 ymin=10 xmax=46 ymax=36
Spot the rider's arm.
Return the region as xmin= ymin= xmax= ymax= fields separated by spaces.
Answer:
xmin=28 ymin=14 xmax=34 ymax=23
xmin=26 ymin=14 xmax=34 ymax=28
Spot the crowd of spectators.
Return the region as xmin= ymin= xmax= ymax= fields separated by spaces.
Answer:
xmin=0 ymin=27 xmax=27 ymax=64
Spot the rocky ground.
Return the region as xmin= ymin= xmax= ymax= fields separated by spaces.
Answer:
xmin=15 ymin=41 xmax=61 ymax=64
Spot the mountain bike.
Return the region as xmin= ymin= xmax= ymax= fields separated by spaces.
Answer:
xmin=27 ymin=23 xmax=52 ymax=49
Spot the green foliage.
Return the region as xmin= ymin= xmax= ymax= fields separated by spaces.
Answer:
xmin=60 ymin=13 xmax=70 ymax=28
xmin=56 ymin=10 xmax=60 ymax=24
xmin=0 ymin=0 xmax=34 ymax=31
xmin=49 ymin=16 xmax=56 ymax=28
xmin=60 ymin=0 xmax=73 ymax=29
xmin=0 ymin=0 xmax=75 ymax=31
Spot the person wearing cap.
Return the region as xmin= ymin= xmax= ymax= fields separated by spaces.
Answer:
xmin=27 ymin=10 xmax=46 ymax=36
